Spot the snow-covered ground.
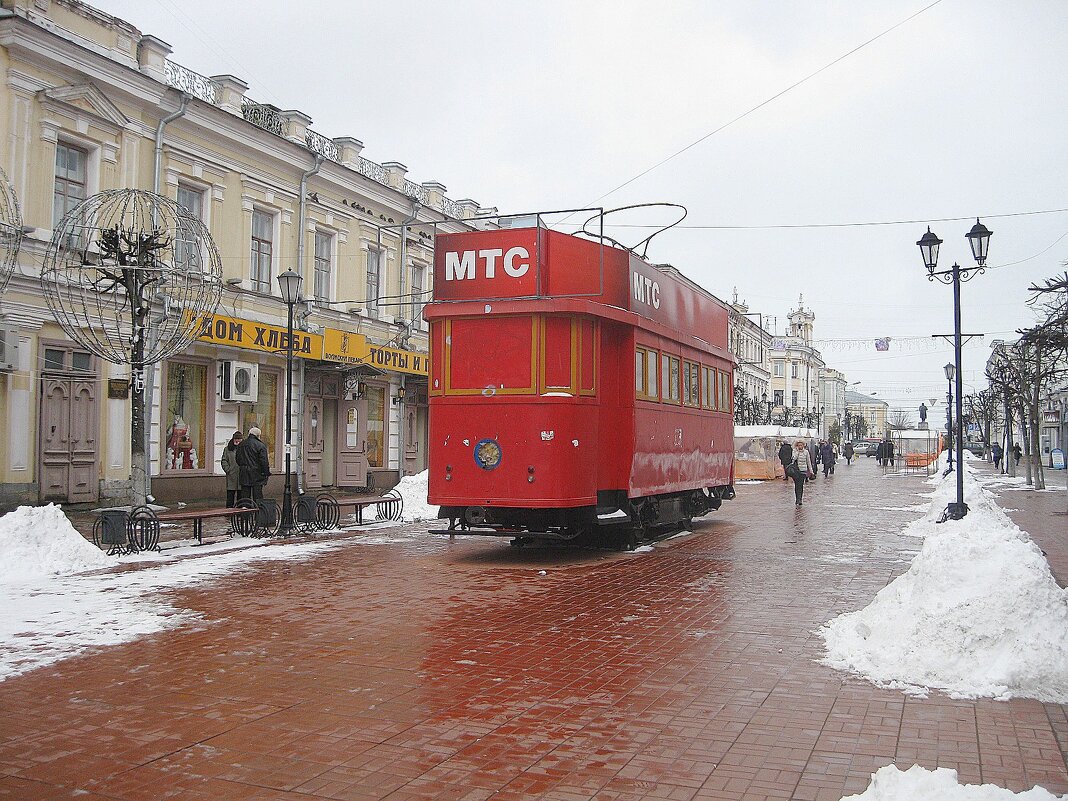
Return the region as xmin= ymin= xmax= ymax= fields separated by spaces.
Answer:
xmin=820 ymin=455 xmax=1068 ymax=703
xmin=0 ymin=471 xmax=447 ymax=680
xmin=843 ymin=765 xmax=1066 ymax=800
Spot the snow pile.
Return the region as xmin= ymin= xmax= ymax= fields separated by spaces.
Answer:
xmin=843 ymin=765 xmax=1065 ymax=800
xmin=394 ymin=470 xmax=437 ymax=522
xmin=0 ymin=504 xmax=113 ymax=581
xmin=820 ymin=461 xmax=1068 ymax=702
xmin=0 ymin=537 xmax=348 ymax=680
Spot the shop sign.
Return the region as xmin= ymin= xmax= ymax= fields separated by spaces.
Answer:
xmin=322 ymin=328 xmax=428 ymax=375
xmin=321 ymin=328 xmax=369 ymax=365
xmin=190 ymin=312 xmax=323 ymax=359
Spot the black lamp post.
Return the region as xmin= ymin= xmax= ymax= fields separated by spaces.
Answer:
xmin=762 ymin=391 xmax=770 ymax=424
xmin=944 ymin=362 xmax=955 ymax=472
xmin=918 ymin=219 xmax=991 ymax=520
xmin=277 ymin=269 xmax=303 ymax=536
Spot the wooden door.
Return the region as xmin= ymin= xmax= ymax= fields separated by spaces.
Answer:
xmin=40 ymin=379 xmax=71 ymax=501
xmin=322 ymin=399 xmax=337 ymax=486
xmin=39 ymin=377 xmax=99 ymax=503
xmin=304 ymin=396 xmax=324 ymax=489
xmin=68 ymin=379 xmax=99 ymax=503
xmin=337 ymin=397 xmax=368 ymax=487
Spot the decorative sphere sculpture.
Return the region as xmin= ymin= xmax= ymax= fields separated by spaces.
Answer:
xmin=41 ymin=189 xmax=221 ymax=366
xmin=0 ymin=167 xmax=23 ymax=296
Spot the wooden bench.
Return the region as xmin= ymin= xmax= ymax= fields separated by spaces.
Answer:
xmin=314 ymin=491 xmax=403 ymax=530
xmin=156 ymin=505 xmax=259 ymax=544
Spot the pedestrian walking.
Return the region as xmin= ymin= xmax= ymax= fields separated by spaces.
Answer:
xmin=875 ymin=440 xmax=886 ymax=466
xmin=843 ymin=442 xmax=854 ymax=465
xmin=1012 ymin=443 xmax=1022 ymax=467
xmin=778 ymin=441 xmax=793 ymax=481
xmin=236 ymin=425 xmax=271 ymax=502
xmin=820 ymin=441 xmax=836 ymax=477
xmin=992 ymin=442 xmax=1003 ymax=470
xmin=220 ymin=431 xmax=243 ymax=509
xmin=886 ymin=438 xmax=896 ymax=466
xmin=790 ymin=440 xmax=815 ymax=506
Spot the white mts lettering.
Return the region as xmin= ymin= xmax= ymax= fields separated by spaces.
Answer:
xmin=445 ymin=251 xmax=475 ymax=280
xmin=632 ymin=273 xmax=661 ymax=309
xmin=503 ymin=246 xmax=530 ymax=277
xmin=479 ymin=248 xmax=503 ymax=278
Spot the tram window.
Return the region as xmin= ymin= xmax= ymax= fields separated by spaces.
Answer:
xmin=542 ymin=316 xmax=573 ymax=390
xmin=661 ymin=355 xmax=681 ymax=405
xmin=683 ymin=361 xmax=700 ymax=407
xmin=447 ymin=316 xmax=535 ymax=393
xmin=718 ymin=371 xmax=732 ymax=412
xmin=579 ymin=319 xmax=597 ymax=395
xmin=702 ymin=366 xmax=715 ymax=410
xmin=635 ymin=347 xmax=658 ymax=400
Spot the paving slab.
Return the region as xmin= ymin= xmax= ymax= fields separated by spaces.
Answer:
xmin=2 ymin=458 xmax=1065 ymax=800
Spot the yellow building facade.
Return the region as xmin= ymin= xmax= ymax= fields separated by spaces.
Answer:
xmin=0 ymin=0 xmax=482 ymax=506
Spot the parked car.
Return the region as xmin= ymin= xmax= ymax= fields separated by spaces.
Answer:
xmin=965 ymin=442 xmax=985 ymax=457
xmin=851 ymin=441 xmax=876 ymax=456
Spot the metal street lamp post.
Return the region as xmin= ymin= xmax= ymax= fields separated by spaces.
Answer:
xmin=917 ymin=219 xmax=991 ymax=520
xmin=277 ymin=269 xmax=303 ymax=536
xmin=944 ymin=362 xmax=955 ymax=473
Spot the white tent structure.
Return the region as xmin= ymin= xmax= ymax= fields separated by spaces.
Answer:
xmin=734 ymin=425 xmax=818 ymax=480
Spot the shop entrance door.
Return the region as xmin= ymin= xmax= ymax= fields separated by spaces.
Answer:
xmin=322 ymin=399 xmax=337 ymax=486
xmin=337 ymin=397 xmax=368 ymax=487
xmin=40 ymin=376 xmax=99 ymax=504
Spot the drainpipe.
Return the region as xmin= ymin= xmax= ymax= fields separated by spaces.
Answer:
xmin=143 ymin=92 xmax=190 ymax=503
xmin=295 ymin=155 xmax=323 ymax=495
xmin=396 ymin=199 xmax=420 ymax=477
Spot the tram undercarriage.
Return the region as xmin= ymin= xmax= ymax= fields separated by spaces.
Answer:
xmin=432 ymin=485 xmax=735 ymax=550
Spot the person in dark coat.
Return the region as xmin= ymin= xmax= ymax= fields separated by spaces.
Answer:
xmin=875 ymin=440 xmax=886 ymax=465
xmin=843 ymin=442 xmax=854 ymax=465
xmin=791 ymin=440 xmax=814 ymax=506
xmin=220 ymin=431 xmax=243 ymax=508
xmin=1012 ymin=443 xmax=1022 ymax=467
xmin=236 ymin=426 xmax=271 ymax=502
xmin=992 ymin=442 xmax=1003 ymax=470
xmin=885 ymin=438 xmax=895 ymax=466
xmin=820 ymin=441 xmax=836 ymax=477
xmin=778 ymin=441 xmax=793 ymax=481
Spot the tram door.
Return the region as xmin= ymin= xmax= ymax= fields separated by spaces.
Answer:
xmin=338 ymin=397 xmax=368 ymax=487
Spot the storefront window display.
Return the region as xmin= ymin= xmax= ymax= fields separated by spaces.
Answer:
xmin=164 ymin=362 xmax=208 ymax=471
xmin=366 ymin=384 xmax=385 ymax=468
xmin=242 ymin=370 xmax=278 ymax=468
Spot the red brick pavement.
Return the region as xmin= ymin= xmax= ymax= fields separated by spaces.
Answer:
xmin=1 ymin=459 xmax=1066 ymax=800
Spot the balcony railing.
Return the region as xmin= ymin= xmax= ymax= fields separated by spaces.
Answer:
xmin=163 ymin=60 xmax=218 ymax=105
xmin=305 ymin=129 xmax=340 ymax=162
xmin=240 ymin=100 xmax=288 ymax=138
xmin=161 ymin=59 xmax=470 ymax=220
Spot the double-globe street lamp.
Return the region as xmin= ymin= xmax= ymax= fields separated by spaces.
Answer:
xmin=917 ymin=219 xmax=992 ymax=520
xmin=277 ymin=269 xmax=303 ymax=536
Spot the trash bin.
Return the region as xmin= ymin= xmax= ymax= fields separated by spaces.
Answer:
xmin=100 ymin=509 xmax=128 ymax=547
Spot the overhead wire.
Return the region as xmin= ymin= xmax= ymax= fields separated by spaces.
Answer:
xmin=576 ymin=0 xmax=946 ymax=209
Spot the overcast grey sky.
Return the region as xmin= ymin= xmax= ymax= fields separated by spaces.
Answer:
xmin=93 ymin=0 xmax=1068 ymax=415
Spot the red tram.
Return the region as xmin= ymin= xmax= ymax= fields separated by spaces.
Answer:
xmin=424 ymin=217 xmax=735 ymax=548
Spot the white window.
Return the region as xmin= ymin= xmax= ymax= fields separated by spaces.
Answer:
xmin=251 ymin=210 xmax=273 ymax=293
xmin=366 ymin=248 xmax=382 ymax=317
xmin=411 ymin=264 xmax=425 ymax=325
xmin=175 ymin=184 xmax=206 ymax=273
xmin=314 ymin=230 xmax=333 ymax=302
xmin=791 ymin=390 xmax=799 ymax=407
xmin=53 ymin=142 xmax=88 ymax=241
xmin=773 ymin=361 xmax=784 ymax=377
xmin=791 ymin=362 xmax=799 ymax=379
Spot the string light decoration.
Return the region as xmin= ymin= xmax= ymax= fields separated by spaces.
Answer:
xmin=0 ymin=167 xmax=24 ymax=296
xmin=41 ymin=189 xmax=222 ymax=505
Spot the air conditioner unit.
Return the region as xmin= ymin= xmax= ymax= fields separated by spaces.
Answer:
xmin=221 ymin=360 xmax=258 ymax=403
xmin=0 ymin=327 xmax=20 ymax=372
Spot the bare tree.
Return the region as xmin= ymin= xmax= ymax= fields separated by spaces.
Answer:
xmin=887 ymin=410 xmax=913 ymax=430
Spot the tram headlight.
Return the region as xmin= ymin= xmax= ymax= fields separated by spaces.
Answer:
xmin=473 ymin=438 xmax=502 ymax=470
